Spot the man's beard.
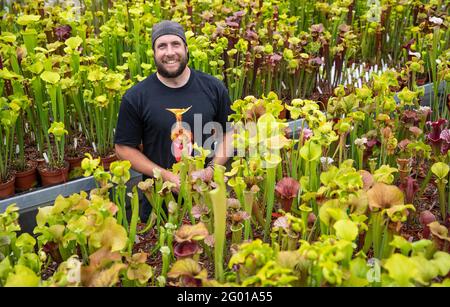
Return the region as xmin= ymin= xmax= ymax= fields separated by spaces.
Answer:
xmin=155 ymin=54 xmax=188 ymax=78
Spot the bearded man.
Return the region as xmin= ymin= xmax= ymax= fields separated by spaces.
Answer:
xmin=114 ymin=20 xmax=233 ymax=221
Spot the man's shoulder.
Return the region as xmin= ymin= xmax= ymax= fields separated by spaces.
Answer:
xmin=123 ymin=74 xmax=157 ymax=102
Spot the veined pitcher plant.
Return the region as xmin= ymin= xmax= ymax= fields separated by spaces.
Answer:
xmin=365 ymin=182 xmax=415 ymax=259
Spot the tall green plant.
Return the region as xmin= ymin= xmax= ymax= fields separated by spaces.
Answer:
xmin=0 ymin=98 xmax=18 ymax=182
xmin=208 ymin=164 xmax=227 ymax=283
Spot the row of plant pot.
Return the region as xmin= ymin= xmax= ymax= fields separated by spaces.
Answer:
xmin=0 ymin=153 xmax=117 ymax=200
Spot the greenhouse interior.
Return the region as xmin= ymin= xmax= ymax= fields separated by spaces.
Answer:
xmin=0 ymin=0 xmax=449 ymax=288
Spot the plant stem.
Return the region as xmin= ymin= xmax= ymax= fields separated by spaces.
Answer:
xmin=128 ymin=186 xmax=139 ymax=254
xmin=263 ymin=166 xmax=277 ymax=242
xmin=437 ymin=181 xmax=447 ymax=222
xmin=418 ymin=167 xmax=433 ymax=199
xmin=231 ymin=223 xmax=243 ymax=245
xmin=243 ymin=190 xmax=255 ymax=241
xmin=209 ymin=165 xmax=227 ymax=283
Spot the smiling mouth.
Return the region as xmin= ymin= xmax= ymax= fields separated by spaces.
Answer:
xmin=164 ymin=59 xmax=179 ymax=65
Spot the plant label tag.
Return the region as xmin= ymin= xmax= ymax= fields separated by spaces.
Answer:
xmin=92 ymin=142 xmax=97 ymax=153
xmin=43 ymin=152 xmax=49 ymax=164
xmin=74 ymin=138 xmax=78 ymax=150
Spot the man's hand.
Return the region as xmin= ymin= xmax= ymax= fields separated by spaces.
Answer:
xmin=191 ymin=166 xmax=214 ymax=183
xmin=115 ymin=144 xmax=181 ymax=193
xmin=162 ymin=170 xmax=181 ymax=193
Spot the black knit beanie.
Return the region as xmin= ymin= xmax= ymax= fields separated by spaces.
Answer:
xmin=152 ymin=20 xmax=187 ymax=48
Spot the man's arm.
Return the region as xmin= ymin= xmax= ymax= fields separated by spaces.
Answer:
xmin=115 ymin=144 xmax=180 ymax=189
xmin=211 ymin=81 xmax=233 ymax=168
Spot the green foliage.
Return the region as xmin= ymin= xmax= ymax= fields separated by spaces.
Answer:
xmin=81 ymin=153 xmax=101 ymax=177
xmin=318 ymin=160 xmax=363 ymax=200
xmin=168 ymin=258 xmax=208 ymax=286
xmin=431 ymin=162 xmax=449 ymax=180
xmin=300 ymin=140 xmax=322 ymax=162
xmin=110 ymin=160 xmax=131 ymax=185
xmin=373 ymin=165 xmax=398 ymax=184
xmin=228 ymin=239 xmax=297 ymax=286
xmin=40 ymin=71 xmax=60 ymax=85
xmin=0 ymin=205 xmax=41 ymax=287
xmin=382 ymin=252 xmax=450 ymax=286
xmin=333 ymin=219 xmax=359 ymax=242
xmin=33 ymin=191 xmax=127 ymax=260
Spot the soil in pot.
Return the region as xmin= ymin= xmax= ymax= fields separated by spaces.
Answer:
xmin=65 ymin=135 xmax=91 ymax=171
xmin=15 ymin=161 xmax=38 ymax=192
xmin=0 ymin=174 xmax=16 ymax=199
xmin=37 ymin=162 xmax=70 ymax=187
xmin=25 ymin=143 xmax=46 ymax=167
xmin=29 ymin=156 xmax=46 ymax=168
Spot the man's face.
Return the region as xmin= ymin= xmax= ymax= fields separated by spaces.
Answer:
xmin=154 ymin=34 xmax=188 ymax=78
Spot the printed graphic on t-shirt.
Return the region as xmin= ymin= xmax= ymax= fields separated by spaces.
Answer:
xmin=166 ymin=106 xmax=193 ymax=162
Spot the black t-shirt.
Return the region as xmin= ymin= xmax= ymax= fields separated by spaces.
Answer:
xmin=114 ymin=69 xmax=232 ymax=170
